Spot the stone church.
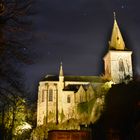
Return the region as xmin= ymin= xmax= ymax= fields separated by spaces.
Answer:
xmin=37 ymin=15 xmax=133 ymax=126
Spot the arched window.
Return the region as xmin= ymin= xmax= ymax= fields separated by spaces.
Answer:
xmin=67 ymin=95 xmax=71 ymax=103
xmin=49 ymin=89 xmax=53 ymax=102
xmin=119 ymin=59 xmax=125 ymax=72
xmin=42 ymin=90 xmax=45 ymax=102
xmin=80 ymin=95 xmax=82 ymax=102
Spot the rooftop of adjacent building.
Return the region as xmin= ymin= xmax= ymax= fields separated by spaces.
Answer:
xmin=41 ymin=75 xmax=104 ymax=83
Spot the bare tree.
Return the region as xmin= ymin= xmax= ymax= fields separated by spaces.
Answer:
xmin=0 ymin=0 xmax=33 ymax=91
xmin=0 ymin=0 xmax=33 ymax=139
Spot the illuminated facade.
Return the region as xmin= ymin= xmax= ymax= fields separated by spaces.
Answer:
xmin=37 ymin=64 xmax=103 ymax=126
xmin=37 ymin=15 xmax=133 ymax=126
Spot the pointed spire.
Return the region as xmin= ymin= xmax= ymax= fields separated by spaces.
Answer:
xmin=113 ymin=11 xmax=116 ymax=20
xmin=59 ymin=62 xmax=64 ymax=76
xmin=109 ymin=12 xmax=125 ymax=50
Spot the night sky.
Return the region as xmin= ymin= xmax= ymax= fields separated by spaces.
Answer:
xmin=24 ymin=0 xmax=140 ymax=93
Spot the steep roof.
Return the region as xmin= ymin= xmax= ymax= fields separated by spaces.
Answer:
xmin=63 ymin=84 xmax=92 ymax=92
xmin=109 ymin=12 xmax=125 ymax=50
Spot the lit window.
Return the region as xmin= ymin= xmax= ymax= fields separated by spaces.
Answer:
xmin=67 ymin=95 xmax=71 ymax=103
xmin=49 ymin=89 xmax=53 ymax=101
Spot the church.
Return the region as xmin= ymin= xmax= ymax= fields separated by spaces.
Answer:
xmin=37 ymin=14 xmax=133 ymax=126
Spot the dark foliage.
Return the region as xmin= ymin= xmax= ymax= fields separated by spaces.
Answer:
xmin=91 ymin=80 xmax=140 ymax=140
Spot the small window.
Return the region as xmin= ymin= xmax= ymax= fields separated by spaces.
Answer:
xmin=49 ymin=89 xmax=53 ymax=101
xmin=42 ymin=90 xmax=45 ymax=102
xmin=67 ymin=95 xmax=71 ymax=103
xmin=80 ymin=96 xmax=82 ymax=102
xmin=119 ymin=59 xmax=125 ymax=72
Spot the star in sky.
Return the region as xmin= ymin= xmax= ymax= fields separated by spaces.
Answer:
xmin=47 ymin=51 xmax=51 ymax=56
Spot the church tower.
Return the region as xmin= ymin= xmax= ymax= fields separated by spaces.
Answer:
xmin=103 ymin=13 xmax=133 ymax=83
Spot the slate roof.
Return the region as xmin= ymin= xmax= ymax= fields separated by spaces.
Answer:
xmin=41 ymin=75 xmax=103 ymax=83
xmin=63 ymin=84 xmax=90 ymax=92
xmin=64 ymin=76 xmax=102 ymax=83
xmin=63 ymin=85 xmax=81 ymax=92
xmin=41 ymin=75 xmax=59 ymax=81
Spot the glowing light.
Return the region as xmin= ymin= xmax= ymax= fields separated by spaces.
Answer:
xmin=15 ymin=122 xmax=32 ymax=135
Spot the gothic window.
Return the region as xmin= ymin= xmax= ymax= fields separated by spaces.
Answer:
xmin=126 ymin=59 xmax=130 ymax=73
xmin=67 ymin=95 xmax=71 ymax=103
xmin=49 ymin=89 xmax=53 ymax=102
xmin=42 ymin=90 xmax=45 ymax=102
xmin=119 ymin=59 xmax=125 ymax=72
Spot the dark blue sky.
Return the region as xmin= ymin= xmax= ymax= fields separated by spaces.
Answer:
xmin=24 ymin=0 xmax=140 ymax=93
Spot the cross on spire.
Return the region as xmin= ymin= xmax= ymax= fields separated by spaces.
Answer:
xmin=113 ymin=11 xmax=116 ymax=20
